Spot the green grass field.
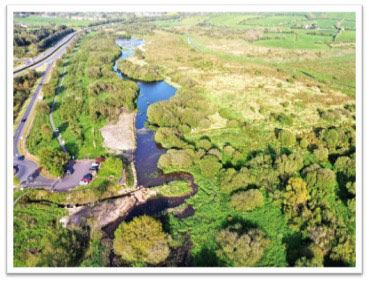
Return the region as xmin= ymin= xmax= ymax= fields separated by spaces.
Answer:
xmin=14 ymin=15 xmax=93 ymax=27
xmin=252 ymin=32 xmax=332 ymax=49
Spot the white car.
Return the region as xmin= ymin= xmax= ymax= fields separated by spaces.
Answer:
xmin=79 ymin=180 xmax=88 ymax=186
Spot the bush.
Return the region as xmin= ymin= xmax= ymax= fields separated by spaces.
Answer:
xmin=300 ymin=138 xmax=309 ymax=148
xmin=113 ymin=216 xmax=170 ymax=265
xmin=198 ymin=138 xmax=212 ymax=151
xmin=154 ymin=127 xmax=188 ymax=149
xmin=158 ymin=149 xmax=194 ymax=170
xmin=216 ymin=226 xmax=269 ymax=267
xmin=199 ymin=155 xmax=222 ymax=178
xmin=38 ymin=147 xmax=70 ymax=177
xmin=324 ymin=128 xmax=339 ymax=148
xmin=274 ymin=153 xmax=303 ymax=180
xmin=295 ymin=243 xmax=324 ymax=267
xmin=230 ymin=189 xmax=264 ymax=212
xmin=278 ymin=129 xmax=296 ymax=147
xmin=313 ymin=148 xmax=329 ymax=162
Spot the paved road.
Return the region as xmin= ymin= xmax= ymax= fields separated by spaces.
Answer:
xmin=14 ymin=31 xmax=77 ymax=74
xmin=13 ymin=31 xmax=90 ymax=190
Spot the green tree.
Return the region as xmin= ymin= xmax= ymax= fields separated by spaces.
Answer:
xmin=278 ymin=129 xmax=296 ymax=147
xmin=198 ymin=138 xmax=212 ymax=151
xmin=295 ymin=243 xmax=324 ymax=267
xmin=41 ymin=123 xmax=53 ymax=141
xmin=324 ymin=128 xmax=339 ymax=148
xmin=199 ymin=155 xmax=222 ymax=178
xmin=216 ymin=226 xmax=269 ymax=267
xmin=38 ymin=147 xmax=70 ymax=177
xmin=113 ymin=216 xmax=170 ymax=265
xmin=284 ymin=178 xmax=310 ymax=211
xmin=230 ymin=189 xmax=264 ymax=212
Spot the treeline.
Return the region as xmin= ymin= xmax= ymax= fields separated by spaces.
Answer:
xmin=117 ymin=59 xmax=164 ymax=82
xmin=28 ymin=31 xmax=139 ymax=161
xmin=14 ymin=24 xmax=74 ymax=57
xmin=13 ymin=70 xmax=38 ymax=120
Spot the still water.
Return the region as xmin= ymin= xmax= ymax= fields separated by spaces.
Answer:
xmin=114 ymin=38 xmax=177 ymax=186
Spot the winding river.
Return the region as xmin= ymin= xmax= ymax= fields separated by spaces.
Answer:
xmin=114 ymin=38 xmax=182 ymax=187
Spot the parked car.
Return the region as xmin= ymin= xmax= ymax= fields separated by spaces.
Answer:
xmin=21 ymin=118 xmax=27 ymax=122
xmin=17 ymin=155 xmax=25 ymax=161
xmin=83 ymin=173 xmax=93 ymax=179
xmin=79 ymin=179 xmax=91 ymax=186
xmin=89 ymin=166 xmax=99 ymax=172
xmin=79 ymin=173 xmax=93 ymax=186
xmin=64 ymin=167 xmax=74 ymax=175
xmin=91 ymin=162 xmax=99 ymax=168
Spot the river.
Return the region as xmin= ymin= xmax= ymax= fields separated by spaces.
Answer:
xmin=114 ymin=38 xmax=179 ymax=187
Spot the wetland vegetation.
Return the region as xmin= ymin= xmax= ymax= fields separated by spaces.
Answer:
xmin=13 ymin=11 xmax=357 ymax=269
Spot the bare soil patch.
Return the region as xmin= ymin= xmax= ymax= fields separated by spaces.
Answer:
xmin=100 ymin=111 xmax=136 ymax=153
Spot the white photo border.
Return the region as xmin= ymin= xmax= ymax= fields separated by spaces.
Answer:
xmin=6 ymin=4 xmax=363 ymax=274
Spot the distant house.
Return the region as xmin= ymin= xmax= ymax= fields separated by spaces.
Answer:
xmin=304 ymin=23 xmax=317 ymax=30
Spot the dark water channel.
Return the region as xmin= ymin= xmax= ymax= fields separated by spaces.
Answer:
xmin=114 ymin=38 xmax=177 ymax=187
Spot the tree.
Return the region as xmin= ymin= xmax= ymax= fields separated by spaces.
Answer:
xmin=295 ymin=243 xmax=324 ymax=267
xmin=324 ymin=128 xmax=339 ymax=148
xmin=37 ymin=225 xmax=88 ymax=267
xmin=199 ymin=155 xmax=222 ymax=178
xmin=216 ymin=226 xmax=269 ymax=267
xmin=37 ymin=101 xmax=50 ymax=115
xmin=158 ymin=149 xmax=194 ymax=170
xmin=198 ymin=138 xmax=212 ymax=151
xmin=154 ymin=127 xmax=188 ymax=149
xmin=41 ymin=123 xmax=53 ymax=141
xmin=113 ymin=216 xmax=170 ymax=265
xmin=38 ymin=147 xmax=70 ymax=177
xmin=284 ymin=178 xmax=310 ymax=210
xmin=230 ymin=189 xmax=264 ymax=212
xmin=278 ymin=129 xmax=295 ymax=147
xmin=313 ymin=148 xmax=329 ymax=163
xmin=274 ymin=153 xmax=304 ymax=180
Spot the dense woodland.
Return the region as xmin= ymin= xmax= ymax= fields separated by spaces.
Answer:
xmin=14 ymin=24 xmax=74 ymax=57
xmin=13 ymin=70 xmax=38 ymax=120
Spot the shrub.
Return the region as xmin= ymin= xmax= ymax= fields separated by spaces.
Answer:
xmin=113 ymin=216 xmax=170 ymax=265
xmin=324 ymin=128 xmax=339 ymax=148
xmin=278 ymin=129 xmax=296 ymax=147
xmin=154 ymin=127 xmax=188 ymax=149
xmin=274 ymin=153 xmax=303 ymax=179
xmin=199 ymin=155 xmax=222 ymax=178
xmin=198 ymin=138 xmax=212 ymax=151
xmin=230 ymin=189 xmax=264 ymax=212
xmin=300 ymin=138 xmax=309 ymax=148
xmin=38 ymin=147 xmax=70 ymax=177
xmin=295 ymin=243 xmax=324 ymax=267
xmin=158 ymin=149 xmax=194 ymax=170
xmin=284 ymin=178 xmax=310 ymax=210
xmin=313 ymin=148 xmax=329 ymax=162
xmin=277 ymin=113 xmax=293 ymax=125
xmin=216 ymin=226 xmax=269 ymax=267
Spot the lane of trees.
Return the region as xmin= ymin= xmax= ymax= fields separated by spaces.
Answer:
xmin=14 ymin=24 xmax=74 ymax=58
